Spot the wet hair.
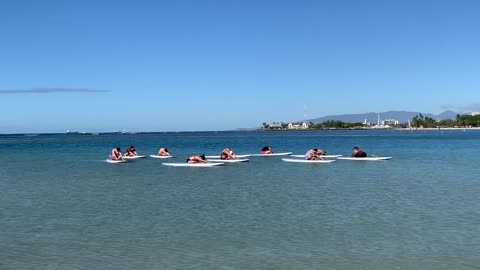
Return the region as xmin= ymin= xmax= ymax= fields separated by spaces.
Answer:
xmin=353 ymin=146 xmax=359 ymax=150
xmin=200 ymin=154 xmax=206 ymax=160
xmin=116 ymin=147 xmax=121 ymax=151
xmin=261 ymin=146 xmax=270 ymax=151
xmin=313 ymin=148 xmax=318 ymax=151
xmin=164 ymin=148 xmax=168 ymax=152
xmin=186 ymin=158 xmax=190 ymax=162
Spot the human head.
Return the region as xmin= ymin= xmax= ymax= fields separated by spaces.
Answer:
xmin=200 ymin=154 xmax=206 ymax=160
xmin=313 ymin=148 xmax=318 ymax=152
xmin=164 ymin=148 xmax=168 ymax=152
xmin=116 ymin=147 xmax=121 ymax=151
xmin=353 ymin=146 xmax=359 ymax=150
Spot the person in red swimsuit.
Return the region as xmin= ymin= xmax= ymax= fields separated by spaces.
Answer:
xmin=352 ymin=146 xmax=367 ymax=157
xmin=260 ymin=146 xmax=272 ymax=154
xmin=186 ymin=154 xmax=207 ymax=163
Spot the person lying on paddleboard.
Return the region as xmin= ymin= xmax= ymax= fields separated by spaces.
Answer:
xmin=157 ymin=147 xmax=171 ymax=156
xmin=261 ymin=146 xmax=272 ymax=154
xmin=186 ymin=154 xmax=208 ymax=163
xmin=305 ymin=149 xmax=326 ymax=160
xmin=352 ymin=146 xmax=367 ymax=157
xmin=125 ymin=146 xmax=138 ymax=156
xmin=110 ymin=147 xmax=123 ymax=160
xmin=220 ymin=148 xmax=236 ymax=160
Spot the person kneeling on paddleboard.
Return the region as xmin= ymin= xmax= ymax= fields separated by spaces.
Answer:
xmin=158 ymin=147 xmax=171 ymax=156
xmin=305 ymin=149 xmax=325 ymax=160
xmin=220 ymin=148 xmax=236 ymax=160
xmin=110 ymin=147 xmax=123 ymax=160
xmin=186 ymin=154 xmax=207 ymax=163
xmin=261 ymin=146 xmax=272 ymax=154
xmin=352 ymin=146 xmax=367 ymax=157
xmin=125 ymin=146 xmax=138 ymax=156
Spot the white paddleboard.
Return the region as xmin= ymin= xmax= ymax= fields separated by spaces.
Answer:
xmin=208 ymin=159 xmax=249 ymax=163
xmin=149 ymin=155 xmax=174 ymax=159
xmin=251 ymin=152 xmax=293 ymax=157
xmin=162 ymin=162 xmax=225 ymax=167
xmin=337 ymin=157 xmax=392 ymax=161
xmin=122 ymin=155 xmax=146 ymax=160
xmin=106 ymin=159 xmax=127 ymax=163
xmin=290 ymin=154 xmax=342 ymax=158
xmin=282 ymin=158 xmax=336 ymax=163
xmin=205 ymin=154 xmax=251 ymax=159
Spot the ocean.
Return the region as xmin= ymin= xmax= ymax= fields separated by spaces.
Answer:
xmin=1 ymin=130 xmax=479 ymax=269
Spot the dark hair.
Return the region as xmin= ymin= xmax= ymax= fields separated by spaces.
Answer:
xmin=116 ymin=147 xmax=121 ymax=151
xmin=200 ymin=154 xmax=206 ymax=160
xmin=353 ymin=146 xmax=359 ymax=150
xmin=164 ymin=148 xmax=168 ymax=152
xmin=261 ymin=146 xmax=270 ymax=151
xmin=186 ymin=158 xmax=190 ymax=162
xmin=313 ymin=148 xmax=318 ymax=151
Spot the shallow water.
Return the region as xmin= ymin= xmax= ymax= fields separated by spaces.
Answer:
xmin=1 ymin=130 xmax=479 ymax=269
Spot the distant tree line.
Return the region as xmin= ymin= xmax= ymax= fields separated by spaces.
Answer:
xmin=310 ymin=120 xmax=364 ymax=129
xmin=412 ymin=113 xmax=480 ymax=128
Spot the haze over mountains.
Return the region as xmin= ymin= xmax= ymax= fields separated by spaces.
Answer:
xmin=307 ymin=110 xmax=458 ymax=124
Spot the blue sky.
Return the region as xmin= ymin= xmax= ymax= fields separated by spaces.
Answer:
xmin=1 ymin=0 xmax=479 ymax=133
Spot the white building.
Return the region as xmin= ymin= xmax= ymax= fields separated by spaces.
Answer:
xmin=383 ymin=119 xmax=399 ymax=126
xmin=470 ymin=112 xmax=480 ymax=116
xmin=288 ymin=122 xmax=309 ymax=129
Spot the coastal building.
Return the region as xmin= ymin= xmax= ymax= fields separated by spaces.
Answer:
xmin=288 ymin=122 xmax=309 ymax=129
xmin=269 ymin=123 xmax=283 ymax=129
xmin=383 ymin=119 xmax=399 ymax=126
xmin=470 ymin=112 xmax=480 ymax=116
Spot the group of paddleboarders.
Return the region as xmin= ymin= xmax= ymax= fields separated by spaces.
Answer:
xmin=109 ymin=145 xmax=370 ymax=162
xmin=110 ymin=146 xmax=170 ymax=160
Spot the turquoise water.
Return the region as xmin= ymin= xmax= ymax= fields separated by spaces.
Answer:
xmin=1 ymin=130 xmax=479 ymax=269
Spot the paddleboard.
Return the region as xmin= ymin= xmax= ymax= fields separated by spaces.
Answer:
xmin=337 ymin=157 xmax=392 ymax=161
xmin=282 ymin=158 xmax=336 ymax=163
xmin=162 ymin=162 xmax=224 ymax=167
xmin=205 ymin=154 xmax=251 ymax=159
xmin=106 ymin=159 xmax=127 ymax=163
xmin=122 ymin=155 xmax=146 ymax=160
xmin=290 ymin=154 xmax=342 ymax=158
xmin=149 ymin=155 xmax=174 ymax=159
xmin=251 ymin=152 xmax=293 ymax=157
xmin=208 ymin=159 xmax=249 ymax=163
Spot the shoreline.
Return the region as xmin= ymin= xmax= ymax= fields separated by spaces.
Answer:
xmin=394 ymin=127 xmax=480 ymax=131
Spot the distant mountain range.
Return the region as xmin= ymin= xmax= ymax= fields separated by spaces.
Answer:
xmin=307 ymin=110 xmax=458 ymax=124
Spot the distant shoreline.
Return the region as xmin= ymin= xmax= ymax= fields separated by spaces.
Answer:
xmin=258 ymin=127 xmax=480 ymax=131
xmin=395 ymin=127 xmax=480 ymax=131
xmin=2 ymin=127 xmax=480 ymax=136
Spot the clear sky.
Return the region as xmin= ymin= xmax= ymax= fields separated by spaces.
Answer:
xmin=1 ymin=0 xmax=479 ymax=133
